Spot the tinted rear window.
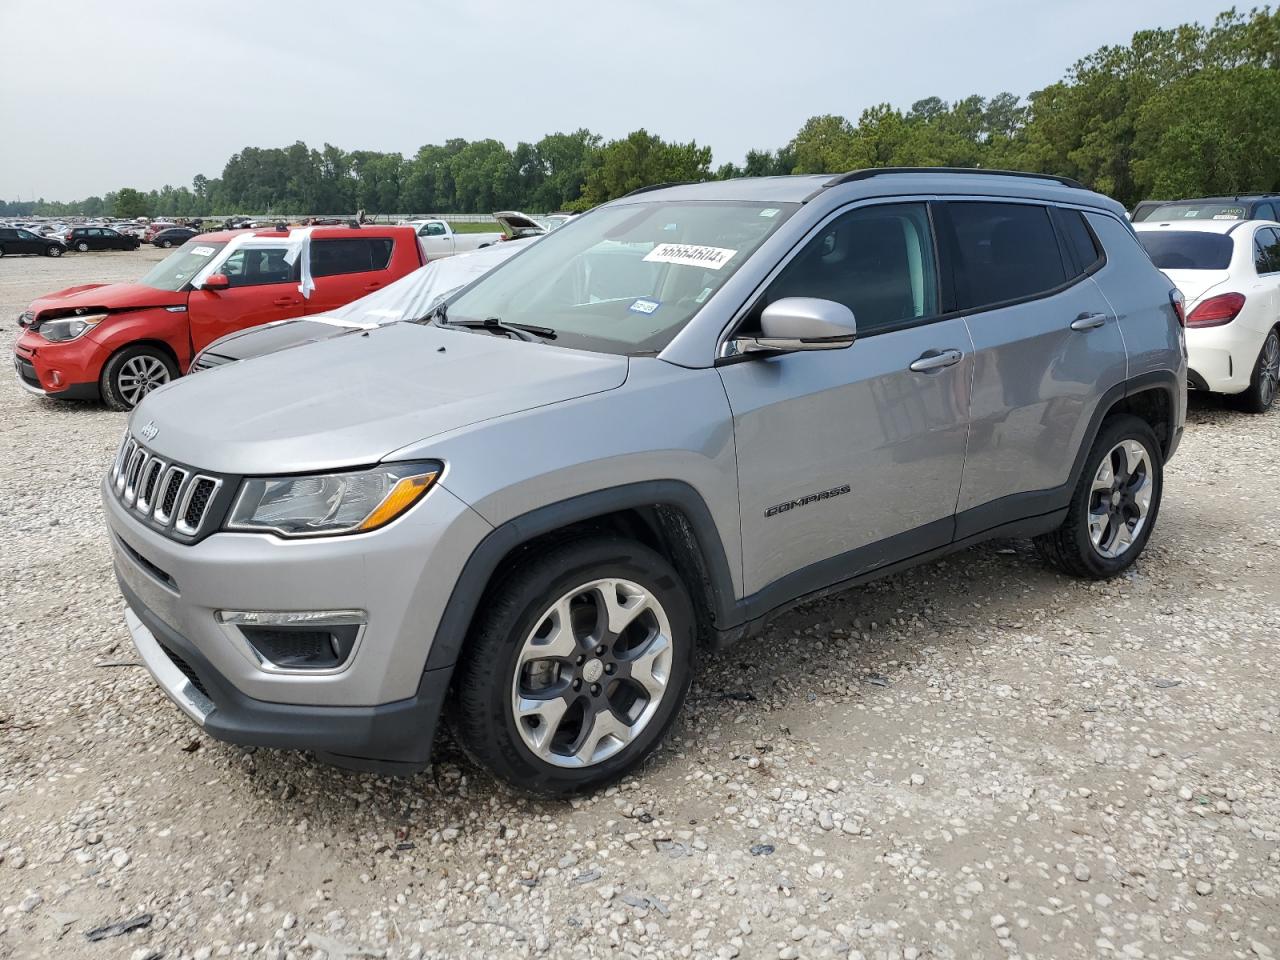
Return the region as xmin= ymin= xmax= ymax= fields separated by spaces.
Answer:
xmin=948 ymin=202 xmax=1067 ymax=309
xmin=311 ymin=238 xmax=395 ymax=277
xmin=1056 ymin=208 xmax=1102 ymax=274
xmin=1138 ymin=202 xmax=1247 ymax=223
xmin=1137 ymin=232 xmax=1233 ymax=270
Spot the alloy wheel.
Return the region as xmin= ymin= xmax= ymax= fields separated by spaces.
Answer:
xmin=1259 ymin=331 xmax=1279 ymax=410
xmin=1087 ymin=439 xmax=1153 ymax=559
xmin=511 ymin=577 xmax=674 ymax=768
xmin=117 ymin=355 xmax=171 ymax=407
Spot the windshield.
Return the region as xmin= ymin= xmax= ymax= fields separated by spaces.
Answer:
xmin=442 ymin=200 xmax=797 ymax=354
xmin=137 ymin=240 xmax=228 ymax=291
xmin=1138 ymin=201 xmax=1248 ymax=223
xmin=1138 ymin=231 xmax=1234 ymax=270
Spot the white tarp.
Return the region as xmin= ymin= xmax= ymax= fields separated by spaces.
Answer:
xmin=311 ymin=238 xmax=534 ymax=329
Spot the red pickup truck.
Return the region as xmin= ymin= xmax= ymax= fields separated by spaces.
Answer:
xmin=14 ymin=226 xmax=424 ymax=409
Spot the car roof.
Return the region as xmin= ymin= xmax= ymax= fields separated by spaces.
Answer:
xmin=1132 ymin=219 xmax=1276 ymax=235
xmin=612 ymin=169 xmax=1122 ymax=213
xmin=194 ymin=225 xmax=413 ymax=243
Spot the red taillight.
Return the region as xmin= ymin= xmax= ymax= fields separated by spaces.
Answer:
xmin=1187 ymin=292 xmax=1245 ymax=328
xmin=1170 ymin=289 xmax=1185 ymax=327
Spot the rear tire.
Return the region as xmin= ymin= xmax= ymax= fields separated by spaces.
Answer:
xmin=449 ymin=537 xmax=695 ymax=796
xmin=1229 ymin=328 xmax=1280 ymax=414
xmin=100 ymin=345 xmax=178 ymax=411
xmin=1034 ymin=414 xmax=1163 ymax=580
xmin=75 ymin=241 xmax=89 ymax=252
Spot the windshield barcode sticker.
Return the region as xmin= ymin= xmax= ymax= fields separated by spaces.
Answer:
xmin=629 ymin=298 xmax=661 ymax=315
xmin=191 ymin=246 xmax=216 ymax=256
xmin=643 ymin=243 xmax=738 ymax=270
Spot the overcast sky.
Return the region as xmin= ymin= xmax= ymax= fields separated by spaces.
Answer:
xmin=1 ymin=0 xmax=1230 ymax=200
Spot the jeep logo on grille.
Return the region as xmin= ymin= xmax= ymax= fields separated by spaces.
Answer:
xmin=139 ymin=421 xmax=159 ymax=442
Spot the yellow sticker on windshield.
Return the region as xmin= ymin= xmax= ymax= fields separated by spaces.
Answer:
xmin=643 ymin=243 xmax=737 ymax=270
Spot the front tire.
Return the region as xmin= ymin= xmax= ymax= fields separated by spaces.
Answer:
xmin=449 ymin=537 xmax=695 ymax=796
xmin=1230 ymin=328 xmax=1280 ymax=414
xmin=1035 ymin=414 xmax=1163 ymax=579
xmin=100 ymin=345 xmax=178 ymax=411
xmin=159 ymin=240 xmax=172 ymax=249
xmin=46 ymin=245 xmax=63 ymax=258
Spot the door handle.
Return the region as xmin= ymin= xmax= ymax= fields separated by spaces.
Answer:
xmin=1070 ymin=312 xmax=1108 ymax=331
xmin=909 ymin=348 xmax=963 ymax=373
xmin=364 ymin=282 xmax=382 ymax=290
xmin=272 ymin=297 xmax=296 ymax=306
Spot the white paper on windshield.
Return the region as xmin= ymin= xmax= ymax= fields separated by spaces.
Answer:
xmin=191 ymin=246 xmax=216 ymax=256
xmin=643 ymin=243 xmax=737 ymax=270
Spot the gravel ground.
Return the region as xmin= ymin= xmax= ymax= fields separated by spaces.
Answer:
xmin=1 ymin=250 xmax=1278 ymax=960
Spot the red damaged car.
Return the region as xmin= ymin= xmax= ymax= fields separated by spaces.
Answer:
xmin=14 ymin=226 xmax=424 ymax=409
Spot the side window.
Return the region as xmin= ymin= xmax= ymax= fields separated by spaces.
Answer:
xmin=1256 ymin=203 xmax=1277 ymax=222
xmin=420 ymin=222 xmax=447 ymax=237
xmin=1054 ymin=208 xmax=1103 ymax=276
xmin=757 ymin=202 xmax=939 ymax=335
xmin=310 ymin=238 xmax=395 ymax=278
xmin=948 ymin=202 xmax=1068 ymax=310
xmin=1256 ymin=228 xmax=1280 ymax=275
xmin=220 ymin=247 xmax=294 ymax=287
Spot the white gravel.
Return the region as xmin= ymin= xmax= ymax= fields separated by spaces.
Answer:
xmin=1 ymin=250 xmax=1278 ymax=959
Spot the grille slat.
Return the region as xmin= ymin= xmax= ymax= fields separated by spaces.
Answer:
xmin=108 ymin=430 xmax=224 ymax=540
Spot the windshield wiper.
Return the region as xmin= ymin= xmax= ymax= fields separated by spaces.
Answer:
xmin=436 ymin=311 xmax=556 ymax=342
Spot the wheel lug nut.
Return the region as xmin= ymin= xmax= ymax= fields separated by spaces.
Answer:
xmin=591 ymin=683 xmax=601 ymax=696
xmin=576 ymin=655 xmax=584 ymax=665
xmin=595 ymin=645 xmax=606 ymax=655
xmin=572 ymin=679 xmax=581 ymax=691
xmin=605 ymin=663 xmax=616 ymax=675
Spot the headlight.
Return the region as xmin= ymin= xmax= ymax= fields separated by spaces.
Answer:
xmin=226 ymin=462 xmax=441 ymax=538
xmin=39 ymin=313 xmax=107 ymax=342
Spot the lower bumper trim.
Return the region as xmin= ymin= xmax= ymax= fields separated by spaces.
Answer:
xmin=118 ymin=575 xmax=450 ymax=773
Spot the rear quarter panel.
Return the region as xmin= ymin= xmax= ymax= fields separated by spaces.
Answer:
xmin=1086 ymin=212 xmax=1188 ymax=437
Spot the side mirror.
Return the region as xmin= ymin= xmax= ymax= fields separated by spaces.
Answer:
xmin=727 ymin=297 xmax=857 ymax=356
xmin=202 ymin=273 xmax=230 ymax=291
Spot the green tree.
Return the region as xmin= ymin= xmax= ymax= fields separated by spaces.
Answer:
xmin=579 ymin=129 xmax=712 ymax=206
xmin=112 ymin=187 xmax=149 ymax=218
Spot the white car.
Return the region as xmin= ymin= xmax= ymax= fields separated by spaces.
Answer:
xmin=1136 ymin=219 xmax=1280 ymax=412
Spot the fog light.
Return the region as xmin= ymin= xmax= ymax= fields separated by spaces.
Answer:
xmin=216 ymin=610 xmax=366 ymax=672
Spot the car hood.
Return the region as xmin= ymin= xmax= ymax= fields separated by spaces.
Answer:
xmin=131 ymin=322 xmax=629 ymax=475
xmin=28 ymin=282 xmax=184 ymax=319
xmin=199 ymin=317 xmax=354 ymax=361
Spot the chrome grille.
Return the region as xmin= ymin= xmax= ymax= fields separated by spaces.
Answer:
xmin=108 ymin=430 xmax=226 ymax=541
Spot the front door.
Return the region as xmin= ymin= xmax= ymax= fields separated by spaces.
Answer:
xmin=417 ymin=222 xmax=453 ymax=260
xmin=718 ymin=201 xmax=972 ymax=600
xmin=187 ymin=243 xmax=303 ymax=354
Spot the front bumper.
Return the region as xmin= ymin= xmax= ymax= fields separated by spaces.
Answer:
xmin=119 ymin=577 xmax=450 ymax=773
xmin=104 ymin=472 xmax=493 ymax=770
xmin=13 ymin=330 xmax=105 ymax=400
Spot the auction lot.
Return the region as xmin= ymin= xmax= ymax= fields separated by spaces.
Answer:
xmin=0 ymin=250 xmax=1277 ymax=960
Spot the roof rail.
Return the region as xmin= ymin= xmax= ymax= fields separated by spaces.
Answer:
xmin=620 ymin=180 xmax=695 ymax=198
xmin=823 ymin=167 xmax=1088 ymax=191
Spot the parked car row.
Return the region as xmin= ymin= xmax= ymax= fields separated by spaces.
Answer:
xmin=14 ymin=171 xmax=1278 ymax=796
xmin=14 ymin=225 xmax=425 ymax=407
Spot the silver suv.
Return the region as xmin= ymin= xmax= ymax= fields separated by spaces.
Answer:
xmin=103 ymin=170 xmax=1187 ymax=794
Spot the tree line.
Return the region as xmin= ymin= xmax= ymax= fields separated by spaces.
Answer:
xmin=4 ymin=5 xmax=1277 ymax=220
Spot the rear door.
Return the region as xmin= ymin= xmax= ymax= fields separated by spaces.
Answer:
xmin=945 ymin=200 xmax=1127 ymax=535
xmin=186 ymin=243 xmax=303 ymax=354
xmin=305 ymin=237 xmax=398 ymax=314
xmin=719 ymin=200 xmax=972 ymax=598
